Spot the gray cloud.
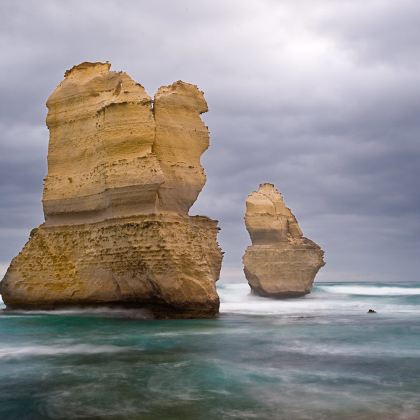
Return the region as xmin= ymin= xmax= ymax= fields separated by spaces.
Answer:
xmin=1 ymin=0 xmax=419 ymax=282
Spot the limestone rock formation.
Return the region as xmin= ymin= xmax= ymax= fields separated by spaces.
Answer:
xmin=243 ymin=183 xmax=324 ymax=298
xmin=0 ymin=62 xmax=223 ymax=318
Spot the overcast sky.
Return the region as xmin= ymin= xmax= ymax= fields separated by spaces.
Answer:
xmin=0 ymin=0 xmax=419 ymax=283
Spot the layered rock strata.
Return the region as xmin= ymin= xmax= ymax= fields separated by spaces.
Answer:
xmin=0 ymin=62 xmax=223 ymax=318
xmin=243 ymin=183 xmax=324 ymax=298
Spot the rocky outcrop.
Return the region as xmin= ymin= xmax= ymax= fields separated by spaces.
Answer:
xmin=243 ymin=183 xmax=324 ymax=298
xmin=0 ymin=62 xmax=223 ymax=318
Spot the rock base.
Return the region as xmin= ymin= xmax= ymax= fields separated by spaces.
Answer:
xmin=243 ymin=239 xmax=324 ymax=298
xmin=0 ymin=214 xmax=222 ymax=318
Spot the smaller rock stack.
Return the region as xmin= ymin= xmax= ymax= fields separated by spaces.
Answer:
xmin=243 ymin=183 xmax=325 ymax=298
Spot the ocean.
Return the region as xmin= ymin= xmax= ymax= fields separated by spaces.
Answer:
xmin=1 ymin=282 xmax=419 ymax=419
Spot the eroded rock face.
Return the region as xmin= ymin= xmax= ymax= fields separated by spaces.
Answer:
xmin=154 ymin=81 xmax=209 ymax=215
xmin=243 ymin=183 xmax=324 ymax=298
xmin=0 ymin=62 xmax=223 ymax=318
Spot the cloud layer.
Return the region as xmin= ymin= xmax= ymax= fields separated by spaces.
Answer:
xmin=1 ymin=0 xmax=419 ymax=282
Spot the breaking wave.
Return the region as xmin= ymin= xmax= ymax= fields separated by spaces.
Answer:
xmin=0 ymin=344 xmax=132 ymax=359
xmin=218 ymin=282 xmax=420 ymax=316
xmin=318 ymin=285 xmax=420 ymax=296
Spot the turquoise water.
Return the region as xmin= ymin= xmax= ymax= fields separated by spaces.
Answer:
xmin=1 ymin=282 xmax=420 ymax=419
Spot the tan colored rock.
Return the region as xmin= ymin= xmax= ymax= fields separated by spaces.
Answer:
xmin=154 ymin=81 xmax=209 ymax=215
xmin=43 ymin=62 xmax=162 ymax=225
xmin=0 ymin=62 xmax=222 ymax=318
xmin=243 ymin=183 xmax=325 ymax=297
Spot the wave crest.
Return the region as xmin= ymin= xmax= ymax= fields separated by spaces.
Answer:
xmin=318 ymin=285 xmax=420 ymax=296
xmin=0 ymin=344 xmax=132 ymax=359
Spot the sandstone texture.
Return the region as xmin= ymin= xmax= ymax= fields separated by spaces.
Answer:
xmin=243 ymin=183 xmax=324 ymax=298
xmin=0 ymin=62 xmax=223 ymax=318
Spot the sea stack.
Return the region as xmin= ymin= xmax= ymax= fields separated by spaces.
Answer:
xmin=0 ymin=62 xmax=223 ymax=318
xmin=243 ymin=183 xmax=324 ymax=298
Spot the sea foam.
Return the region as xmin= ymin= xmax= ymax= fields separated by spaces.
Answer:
xmin=0 ymin=344 xmax=132 ymax=359
xmin=318 ymin=285 xmax=420 ymax=296
xmin=218 ymin=282 xmax=420 ymax=316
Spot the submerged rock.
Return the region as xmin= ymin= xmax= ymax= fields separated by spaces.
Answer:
xmin=243 ymin=183 xmax=324 ymax=298
xmin=0 ymin=62 xmax=223 ymax=318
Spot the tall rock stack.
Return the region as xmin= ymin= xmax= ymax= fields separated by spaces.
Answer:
xmin=0 ymin=62 xmax=223 ymax=318
xmin=243 ymin=183 xmax=325 ymax=298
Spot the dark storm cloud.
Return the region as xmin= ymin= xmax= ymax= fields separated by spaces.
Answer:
xmin=0 ymin=0 xmax=419 ymax=281
xmin=315 ymin=0 xmax=420 ymax=67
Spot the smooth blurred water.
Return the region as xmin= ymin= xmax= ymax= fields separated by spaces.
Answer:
xmin=1 ymin=282 xmax=420 ymax=419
